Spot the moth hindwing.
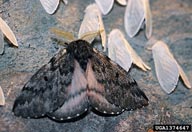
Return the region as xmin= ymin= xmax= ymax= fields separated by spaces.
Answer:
xmin=13 ymin=39 xmax=148 ymax=121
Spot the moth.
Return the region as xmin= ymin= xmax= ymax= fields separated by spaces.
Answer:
xmin=95 ymin=0 xmax=127 ymax=15
xmin=125 ymin=0 xmax=152 ymax=39
xmin=108 ymin=29 xmax=150 ymax=72
xmin=0 ymin=17 xmax=18 ymax=49
xmin=152 ymin=41 xmax=191 ymax=94
xmin=78 ymin=4 xmax=106 ymax=51
xmin=13 ymin=40 xmax=148 ymax=121
xmin=39 ymin=0 xmax=68 ymax=14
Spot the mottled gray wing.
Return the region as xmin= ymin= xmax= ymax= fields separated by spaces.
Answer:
xmin=88 ymin=49 xmax=148 ymax=111
xmin=12 ymin=49 xmax=75 ymax=118
xmin=47 ymin=60 xmax=89 ymax=121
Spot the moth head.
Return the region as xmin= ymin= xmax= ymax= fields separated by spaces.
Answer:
xmin=67 ymin=40 xmax=93 ymax=59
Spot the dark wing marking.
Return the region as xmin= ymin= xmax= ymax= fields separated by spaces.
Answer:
xmin=48 ymin=60 xmax=89 ymax=120
xmin=86 ymin=60 xmax=123 ymax=114
xmin=13 ymin=49 xmax=75 ymax=118
xmin=89 ymin=49 xmax=148 ymax=111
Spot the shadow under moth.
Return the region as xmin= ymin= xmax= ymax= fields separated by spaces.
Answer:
xmin=13 ymin=40 xmax=148 ymax=121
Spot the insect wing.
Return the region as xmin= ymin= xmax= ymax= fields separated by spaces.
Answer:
xmin=144 ymin=0 xmax=152 ymax=39
xmin=13 ymin=49 xmax=74 ymax=118
xmin=88 ymin=49 xmax=148 ymax=111
xmin=0 ymin=29 xmax=4 ymax=55
xmin=108 ymin=29 xmax=150 ymax=71
xmin=0 ymin=86 xmax=5 ymax=106
xmin=48 ymin=60 xmax=89 ymax=120
xmin=0 ymin=17 xmax=18 ymax=47
xmin=78 ymin=4 xmax=107 ymax=51
xmin=108 ymin=29 xmax=132 ymax=72
xmin=152 ymin=41 xmax=179 ymax=93
xmin=39 ymin=0 xmax=60 ymax=14
xmin=95 ymin=0 xmax=114 ymax=15
xmin=124 ymin=0 xmax=144 ymax=37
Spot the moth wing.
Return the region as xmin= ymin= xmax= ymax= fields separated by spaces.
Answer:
xmin=0 ymin=17 xmax=18 ymax=47
xmin=152 ymin=41 xmax=179 ymax=94
xmin=0 ymin=29 xmax=4 ymax=55
xmin=13 ymin=49 xmax=74 ymax=118
xmin=87 ymin=50 xmax=148 ymax=112
xmin=95 ymin=0 xmax=114 ymax=15
xmin=78 ymin=4 xmax=107 ymax=51
xmin=124 ymin=0 xmax=145 ymax=37
xmin=126 ymin=41 xmax=151 ymax=71
xmin=0 ymin=86 xmax=5 ymax=106
xmin=108 ymin=29 xmax=132 ymax=71
xmin=48 ymin=60 xmax=89 ymax=120
xmin=86 ymin=59 xmax=123 ymax=114
xmin=144 ymin=0 xmax=152 ymax=39
xmin=108 ymin=29 xmax=150 ymax=71
xmin=39 ymin=0 xmax=59 ymax=14
xmin=116 ymin=0 xmax=127 ymax=6
xmin=178 ymin=65 xmax=191 ymax=89
xmin=62 ymin=0 xmax=68 ymax=4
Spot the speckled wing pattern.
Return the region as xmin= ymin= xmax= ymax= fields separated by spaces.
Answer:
xmin=13 ymin=40 xmax=148 ymax=121
xmin=13 ymin=48 xmax=75 ymax=118
xmin=90 ymin=49 xmax=149 ymax=111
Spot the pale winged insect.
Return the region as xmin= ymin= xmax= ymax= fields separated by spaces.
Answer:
xmin=125 ymin=0 xmax=152 ymax=39
xmin=95 ymin=0 xmax=127 ymax=15
xmin=0 ymin=86 xmax=5 ymax=106
xmin=78 ymin=4 xmax=107 ymax=51
xmin=108 ymin=29 xmax=150 ymax=72
xmin=0 ymin=17 xmax=18 ymax=49
xmin=39 ymin=0 xmax=68 ymax=14
xmin=152 ymin=41 xmax=191 ymax=94
xmin=12 ymin=29 xmax=149 ymax=121
xmin=95 ymin=0 xmax=152 ymax=39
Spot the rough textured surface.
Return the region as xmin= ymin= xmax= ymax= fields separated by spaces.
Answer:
xmin=0 ymin=0 xmax=191 ymax=132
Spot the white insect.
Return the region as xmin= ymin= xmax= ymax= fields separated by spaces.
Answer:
xmin=78 ymin=4 xmax=107 ymax=51
xmin=39 ymin=0 xmax=68 ymax=14
xmin=0 ymin=17 xmax=18 ymax=47
xmin=108 ymin=29 xmax=150 ymax=71
xmin=124 ymin=0 xmax=152 ymax=39
xmin=0 ymin=86 xmax=5 ymax=106
xmin=95 ymin=0 xmax=127 ymax=15
xmin=152 ymin=41 xmax=191 ymax=94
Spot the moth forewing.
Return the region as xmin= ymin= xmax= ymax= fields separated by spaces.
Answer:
xmin=116 ymin=0 xmax=127 ymax=6
xmin=152 ymin=41 xmax=190 ymax=93
xmin=62 ymin=0 xmax=68 ymax=4
xmin=127 ymin=42 xmax=151 ymax=71
xmin=78 ymin=4 xmax=106 ymax=51
xmin=39 ymin=0 xmax=60 ymax=14
xmin=143 ymin=0 xmax=152 ymax=39
xmin=108 ymin=29 xmax=133 ymax=71
xmin=0 ymin=86 xmax=5 ymax=106
xmin=178 ymin=65 xmax=192 ymax=89
xmin=0 ymin=17 xmax=18 ymax=47
xmin=0 ymin=29 xmax=4 ymax=55
xmin=108 ymin=29 xmax=150 ymax=71
xmin=124 ymin=0 xmax=145 ymax=38
xmin=95 ymin=0 xmax=114 ymax=15
xmin=47 ymin=60 xmax=89 ymax=120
